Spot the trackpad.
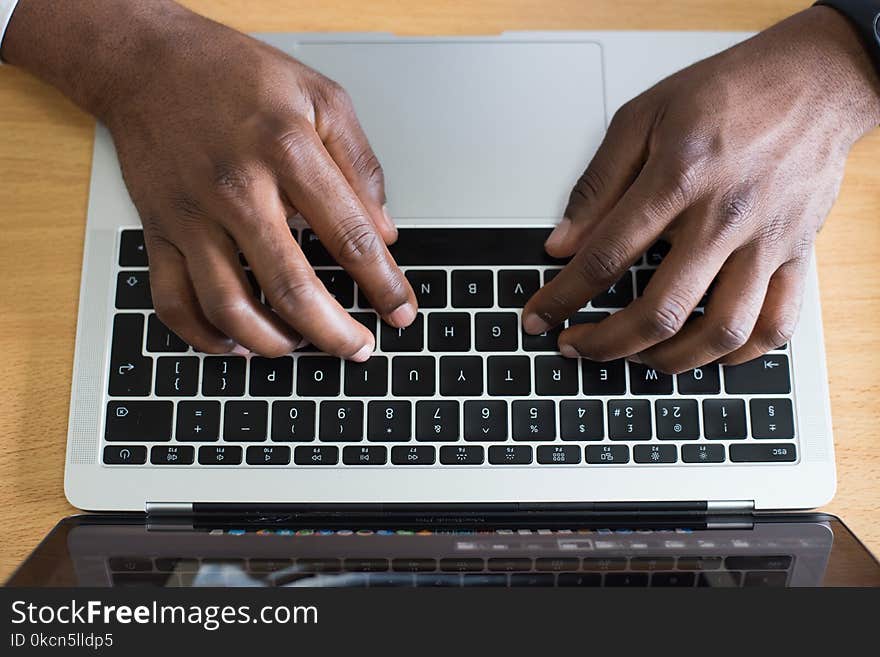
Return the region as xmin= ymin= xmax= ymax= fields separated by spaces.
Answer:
xmin=294 ymin=41 xmax=606 ymax=219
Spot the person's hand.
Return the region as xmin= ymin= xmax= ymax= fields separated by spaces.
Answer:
xmin=523 ymin=6 xmax=880 ymax=373
xmin=3 ymin=0 xmax=416 ymax=359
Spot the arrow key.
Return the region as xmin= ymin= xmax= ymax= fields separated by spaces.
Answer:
xmin=116 ymin=271 xmax=153 ymax=309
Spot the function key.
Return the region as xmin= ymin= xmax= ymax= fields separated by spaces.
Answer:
xmin=271 ymin=401 xmax=316 ymax=442
xmin=296 ymin=356 xmax=341 ymax=396
xmin=703 ymin=399 xmax=747 ymax=439
xmin=116 ymin=271 xmax=153 ymax=309
xmin=246 ymin=445 xmax=291 ymax=465
xmin=391 ymin=445 xmax=436 ymax=465
xmin=105 ymin=401 xmax=172 ymax=442
xmin=511 ymin=400 xmax=556 ymax=440
xmin=451 ymin=270 xmax=494 ymax=307
xmin=724 ymin=354 xmax=791 ymax=394
xmin=536 ymin=444 xmax=581 ymax=464
xmin=146 ymin=314 xmax=188 ymax=352
xmin=582 ymin=359 xmax=626 ymax=395
xmin=343 ymin=445 xmax=388 ymax=465
xmin=629 ymin=363 xmax=673 ymax=395
xmin=223 ymin=401 xmax=268 ymax=441
xmin=415 ymin=400 xmax=460 ymax=442
xmin=249 ymin=356 xmax=294 ymax=397
xmin=198 ymin=445 xmax=243 ymax=465
xmin=103 ymin=445 xmax=148 ymax=465
xmin=681 ymin=443 xmax=725 ymax=463
xmin=428 ymin=312 xmax=471 ymax=351
xmin=497 ymin=270 xmax=540 ymax=308
xmin=729 ymin=443 xmax=797 ymax=463
xmin=294 ymin=445 xmax=340 ymax=465
xmin=655 ymin=400 xmax=700 ymax=439
xmin=607 ymin=400 xmax=652 ymax=440
xmin=380 ymin=313 xmax=425 ymax=352
xmin=201 ymin=357 xmax=246 ymax=397
xmin=559 ymin=400 xmax=604 ymax=440
xmin=585 ymin=444 xmax=630 ymax=464
xmin=344 ymin=356 xmax=388 ymax=397
xmin=150 ymin=445 xmax=194 ymax=465
xmin=633 ymin=444 xmax=677 ymax=464
xmin=749 ymin=399 xmax=794 ymax=439
xmin=315 ymin=269 xmax=354 ymax=308
xmin=488 ymin=445 xmax=533 ymax=465
xmin=440 ymin=445 xmax=485 ymax=465
xmin=677 ymin=365 xmax=720 ymax=394
xmin=176 ymin=401 xmax=221 ymax=442
xmin=406 ymin=270 xmax=447 ymax=308
xmin=119 ymin=229 xmax=148 ymax=266
xmin=155 ymin=357 xmax=199 ymax=396
xmin=591 ymin=271 xmax=633 ymax=308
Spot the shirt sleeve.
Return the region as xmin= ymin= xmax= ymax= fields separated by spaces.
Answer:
xmin=0 ymin=0 xmax=21 ymax=65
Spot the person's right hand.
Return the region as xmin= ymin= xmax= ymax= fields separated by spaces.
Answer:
xmin=3 ymin=0 xmax=416 ymax=359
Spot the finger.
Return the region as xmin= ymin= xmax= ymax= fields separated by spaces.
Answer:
xmin=544 ymin=100 xmax=650 ymax=257
xmin=275 ymin=124 xmax=416 ymax=327
xmin=557 ymin=211 xmax=727 ymax=363
xmin=719 ymin=256 xmax=807 ymax=365
xmin=209 ymin=171 xmax=376 ymax=360
xmin=637 ymin=246 xmax=775 ymax=373
xmin=315 ymin=83 xmax=397 ymax=243
xmin=177 ymin=220 xmax=303 ymax=357
xmin=523 ymin=157 xmax=695 ymax=334
xmin=145 ymin=232 xmax=239 ymax=354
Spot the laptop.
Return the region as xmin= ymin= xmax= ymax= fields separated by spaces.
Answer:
xmin=63 ymin=30 xmax=836 ymax=517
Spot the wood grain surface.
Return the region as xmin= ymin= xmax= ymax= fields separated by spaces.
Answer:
xmin=0 ymin=1 xmax=877 ymax=580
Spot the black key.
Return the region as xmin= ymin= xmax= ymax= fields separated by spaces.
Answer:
xmin=464 ymin=400 xmax=507 ymax=441
xmin=300 ymin=229 xmax=334 ymax=265
xmin=489 ymin=558 xmax=534 ymax=572
xmin=582 ymin=359 xmax=626 ymax=395
xmin=543 ymin=268 xmax=562 ymax=284
xmin=726 ymin=556 xmax=792 ymax=570
xmin=559 ymin=400 xmax=605 ymax=440
xmin=645 ymin=240 xmax=670 ymax=267
xmin=294 ymin=445 xmax=339 ymax=465
xmin=698 ymin=571 xmax=742 ymax=587
xmin=367 ymin=401 xmax=412 ymax=441
xmin=318 ymin=401 xmax=364 ymax=442
xmin=246 ymin=445 xmax=291 ymax=465
xmin=344 ymin=356 xmax=388 ymax=397
xmin=428 ymin=312 xmax=471 ymax=351
xmin=487 ymin=356 xmax=531 ymax=396
xmin=511 ymin=400 xmax=556 ymax=440
xmin=103 ymin=445 xmax=148 ymax=465
xmin=743 ymin=571 xmax=788 ymax=587
xmin=244 ymin=270 xmax=261 ymax=300
xmin=655 ymin=400 xmax=700 ymax=439
xmin=150 ymin=445 xmax=194 ymax=465
xmin=116 ymin=271 xmax=153 ymax=309
xmin=591 ymin=271 xmax=633 ymax=309
xmin=681 ymin=444 xmax=726 ymax=463
xmin=380 ymin=313 xmax=424 ymax=352
xmin=651 ymin=572 xmax=695 ymax=587
xmin=271 ymin=401 xmax=316 ymax=442
xmin=497 ymin=270 xmax=539 ymax=308
xmin=749 ymin=399 xmax=795 ymax=439
xmin=198 ymin=445 xmax=243 ymax=465
xmin=392 ymin=356 xmax=436 ymax=396
xmin=146 ymin=314 xmax=188 ymax=352
xmin=119 ymin=229 xmax=148 ymax=266
xmin=557 ymin=573 xmax=602 ymax=587
xmin=201 ymin=357 xmax=246 ymax=397
xmin=488 ymin=445 xmax=533 ymax=465
xmin=585 ymin=445 xmax=630 ymax=464
xmin=724 ymin=354 xmax=791 ymax=394
xmin=677 ymin=557 xmax=723 ymax=570
xmin=343 ymin=445 xmax=388 ymax=465
xmin=607 ymin=400 xmax=652 ymax=440
xmin=315 ymin=269 xmax=354 ymax=308
xmin=106 ymin=401 xmax=172 ymax=442
xmin=536 ymin=444 xmax=581 ymax=464
xmin=154 ymin=357 xmax=199 ymax=397
xmin=633 ymin=444 xmax=677 ymax=464
xmin=415 ymin=401 xmax=460 ymax=441
xmin=534 ymin=356 xmax=578 ymax=396
xmin=439 ymin=356 xmax=483 ymax=396
xmin=606 ymin=572 xmax=649 ymax=587
xmin=451 ymin=270 xmax=493 ymax=307
xmin=677 ymin=365 xmax=721 ymax=395
xmin=703 ymin=399 xmax=747 ymax=439
xmin=729 ymin=443 xmax=797 ymax=462
xmin=521 ymin=325 xmax=562 ymax=352
xmin=383 ymin=228 xmax=567 ymax=265
xmin=176 ymin=401 xmax=221 ymax=441
xmin=582 ymin=558 xmax=627 ymax=571
xmin=569 ymin=311 xmax=610 ymax=326
xmin=440 ymin=445 xmax=485 ymax=464
xmin=630 ymin=558 xmax=676 ymax=571
xmin=635 ymin=268 xmax=654 ymax=297
xmin=223 ymin=401 xmax=268 ymax=441
xmin=630 ymin=363 xmax=674 ymax=395
xmin=109 ymin=314 xmax=152 ymax=396
xmin=249 ymin=357 xmax=294 ymax=396
xmin=391 ymin=445 xmax=436 ymax=465
xmin=406 ymin=270 xmax=447 ymax=308
xmin=393 ymin=558 xmax=438 ymax=572
xmin=474 ymin=312 xmax=519 ymax=351
xmin=351 ymin=312 xmax=378 ymax=340
xmin=296 ymin=356 xmax=341 ymax=396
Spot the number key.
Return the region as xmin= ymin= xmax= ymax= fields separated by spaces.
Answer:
xmin=655 ymin=400 xmax=700 ymax=439
xmin=319 ymin=402 xmax=364 ymax=442
xmin=367 ymin=401 xmax=412 ymax=442
xmin=607 ymin=400 xmax=652 ymax=440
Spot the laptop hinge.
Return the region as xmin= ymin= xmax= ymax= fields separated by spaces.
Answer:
xmin=706 ymin=500 xmax=755 ymax=514
xmin=146 ymin=502 xmax=193 ymax=515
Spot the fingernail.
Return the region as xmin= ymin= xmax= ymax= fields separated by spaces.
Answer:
xmin=387 ymin=301 xmax=416 ymax=328
xmin=522 ymin=313 xmax=551 ymax=335
xmin=381 ymin=205 xmax=398 ymax=237
xmin=560 ymin=344 xmax=580 ymax=359
xmin=230 ymin=344 xmax=249 ymax=356
xmin=295 ymin=338 xmax=311 ymax=351
xmin=351 ymin=343 xmax=373 ymax=363
xmin=544 ymin=217 xmax=572 ymax=252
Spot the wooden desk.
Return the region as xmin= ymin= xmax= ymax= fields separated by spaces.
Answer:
xmin=0 ymin=1 xmax=877 ymax=580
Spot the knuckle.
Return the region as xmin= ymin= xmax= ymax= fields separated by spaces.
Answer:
xmin=568 ymin=166 xmax=607 ymax=210
xmin=718 ymin=185 xmax=759 ymax=233
xmin=168 ymin=192 xmax=207 ymax=227
xmin=367 ymin=272 xmax=409 ymax=313
xmin=609 ymin=99 xmax=641 ymax=129
xmin=576 ymin=237 xmax=632 ymax=288
xmin=264 ymin=269 xmax=318 ymax=313
xmin=351 ymin=148 xmax=385 ymax=194
xmin=273 ymin=126 xmax=314 ymax=174
xmin=203 ymin=294 xmax=252 ymax=331
xmin=332 ymin=215 xmax=384 ymax=267
xmin=210 ymin=161 xmax=253 ymax=201
xmin=708 ymin=319 xmax=751 ymax=352
xmin=759 ymin=313 xmax=797 ymax=350
xmin=640 ymin=295 xmax=689 ymax=341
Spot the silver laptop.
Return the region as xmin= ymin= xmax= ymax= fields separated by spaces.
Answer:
xmin=64 ymin=31 xmax=835 ymax=515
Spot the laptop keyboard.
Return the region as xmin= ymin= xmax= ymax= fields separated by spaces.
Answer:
xmin=104 ymin=226 xmax=797 ymax=468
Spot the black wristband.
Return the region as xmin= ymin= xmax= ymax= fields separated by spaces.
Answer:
xmin=815 ymin=1 xmax=880 ymax=77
